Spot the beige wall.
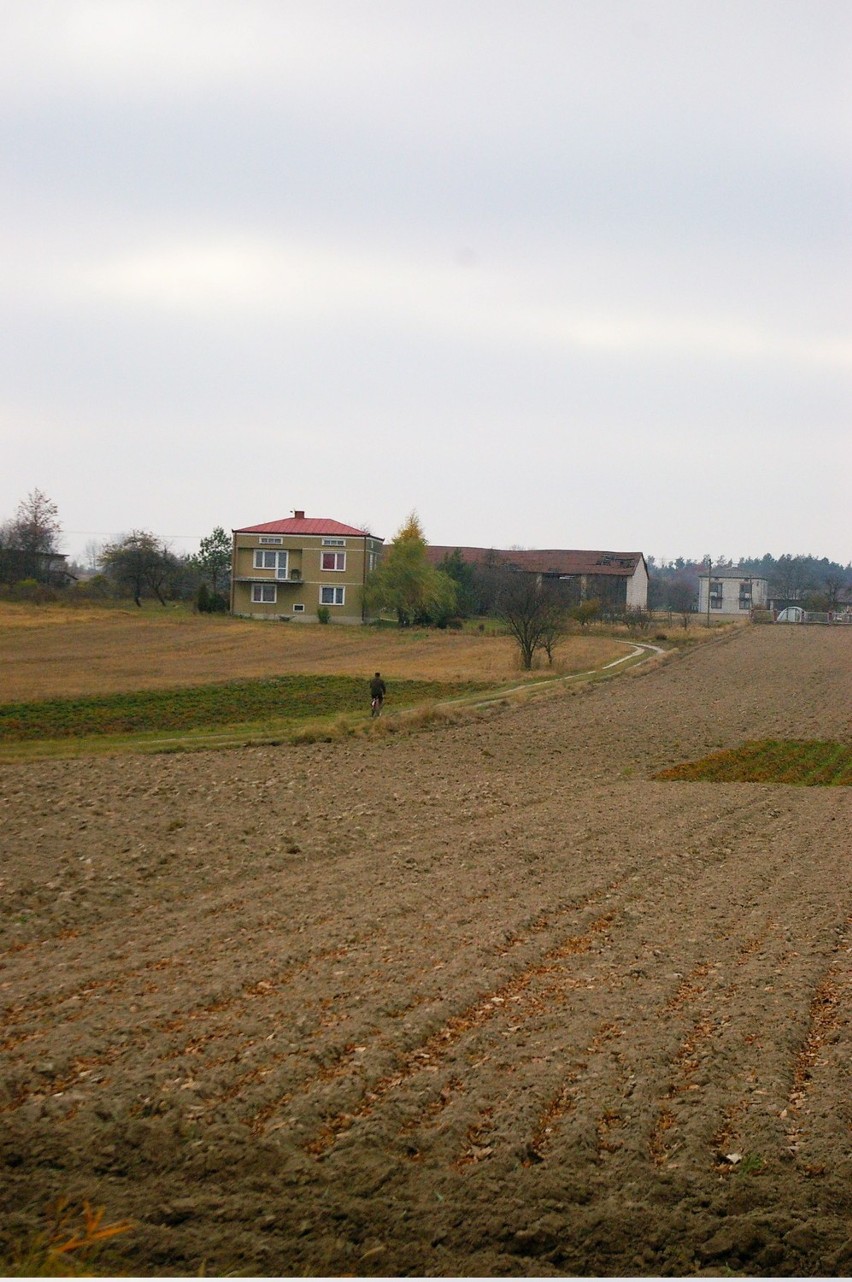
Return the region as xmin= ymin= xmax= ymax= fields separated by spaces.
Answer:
xmin=231 ymin=533 xmax=383 ymax=623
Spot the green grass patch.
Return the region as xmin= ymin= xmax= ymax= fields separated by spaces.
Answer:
xmin=0 ymin=675 xmax=489 ymax=743
xmin=654 ymin=739 xmax=852 ymax=786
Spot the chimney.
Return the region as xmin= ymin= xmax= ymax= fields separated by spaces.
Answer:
xmin=294 ymin=510 xmax=305 ymax=520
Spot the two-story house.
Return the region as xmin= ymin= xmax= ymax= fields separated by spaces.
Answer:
xmin=230 ymin=512 xmax=384 ymax=623
xmin=697 ymin=566 xmax=768 ymax=618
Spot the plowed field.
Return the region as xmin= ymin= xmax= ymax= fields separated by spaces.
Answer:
xmin=1 ymin=625 xmax=850 ymax=1277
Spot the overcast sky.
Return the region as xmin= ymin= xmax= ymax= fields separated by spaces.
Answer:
xmin=2 ymin=0 xmax=850 ymax=566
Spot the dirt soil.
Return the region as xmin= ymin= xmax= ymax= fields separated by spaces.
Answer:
xmin=1 ymin=625 xmax=850 ymax=1277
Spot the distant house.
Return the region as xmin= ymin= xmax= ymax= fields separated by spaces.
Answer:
xmin=697 ymin=566 xmax=768 ymax=618
xmin=427 ymin=546 xmax=649 ymax=610
xmin=230 ymin=512 xmax=384 ymax=623
xmin=0 ymin=547 xmax=73 ymax=587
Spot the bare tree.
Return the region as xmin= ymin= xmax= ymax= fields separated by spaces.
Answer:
xmin=0 ymin=489 xmax=63 ymax=583
xmin=822 ymin=571 xmax=846 ymax=612
xmin=666 ymin=576 xmax=696 ymax=628
xmin=499 ymin=572 xmax=568 ymax=670
xmin=772 ymin=554 xmax=811 ymax=602
xmin=470 ymin=549 xmax=510 ymax=616
xmin=84 ymin=539 xmax=104 ymax=573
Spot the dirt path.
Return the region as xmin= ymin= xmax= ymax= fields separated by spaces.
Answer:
xmin=1 ymin=625 xmax=850 ymax=1276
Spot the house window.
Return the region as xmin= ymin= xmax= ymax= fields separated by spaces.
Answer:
xmin=258 ymin=536 xmax=283 ymax=545
xmin=253 ymin=550 xmax=288 ymax=578
xmin=321 ymin=551 xmax=346 ymax=571
xmin=320 ymin=586 xmax=345 ymax=606
xmin=322 ymin=538 xmax=345 ymax=546
xmin=293 ymin=603 xmax=305 ymax=613
xmin=251 ymin=584 xmax=276 ymax=603
xmin=738 ymin=582 xmax=752 ymax=610
xmin=709 ymin=580 xmax=723 ymax=610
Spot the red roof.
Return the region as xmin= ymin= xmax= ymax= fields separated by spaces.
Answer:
xmin=234 ymin=516 xmax=378 ymax=538
xmin=427 ymin=546 xmax=646 ymax=577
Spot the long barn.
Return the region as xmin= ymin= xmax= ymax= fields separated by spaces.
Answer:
xmin=426 ymin=546 xmax=649 ymax=610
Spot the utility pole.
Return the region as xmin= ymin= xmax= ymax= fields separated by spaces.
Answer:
xmin=705 ymin=556 xmax=712 ymax=628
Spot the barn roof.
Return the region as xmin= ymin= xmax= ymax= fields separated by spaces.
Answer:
xmin=426 ymin=546 xmax=646 ymax=577
xmin=698 ymin=565 xmax=768 ymax=580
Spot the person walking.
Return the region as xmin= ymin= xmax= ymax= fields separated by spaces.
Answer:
xmin=369 ymin=671 xmax=386 ymax=716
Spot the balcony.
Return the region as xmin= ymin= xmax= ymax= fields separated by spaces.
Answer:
xmin=235 ymin=574 xmax=301 ymax=586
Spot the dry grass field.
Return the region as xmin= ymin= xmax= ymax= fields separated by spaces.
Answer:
xmin=1 ymin=616 xmax=849 ymax=1277
xmin=0 ymin=603 xmax=630 ymax=702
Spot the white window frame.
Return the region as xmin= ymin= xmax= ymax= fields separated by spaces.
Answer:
xmin=320 ymin=586 xmax=345 ymax=606
xmin=251 ymin=584 xmax=277 ymax=603
xmin=258 ymin=536 xmax=283 ymax=545
xmin=293 ymin=603 xmax=305 ymax=613
xmin=322 ymin=538 xmax=346 ymax=546
xmin=321 ymin=550 xmax=346 ymax=572
xmin=253 ymin=549 xmax=289 ymax=578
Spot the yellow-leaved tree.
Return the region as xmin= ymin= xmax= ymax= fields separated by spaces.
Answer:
xmin=364 ymin=513 xmax=457 ymax=626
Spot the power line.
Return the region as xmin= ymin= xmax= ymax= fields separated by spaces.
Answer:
xmin=63 ymin=530 xmax=204 ymax=540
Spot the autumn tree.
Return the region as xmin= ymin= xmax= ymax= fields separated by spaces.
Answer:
xmin=364 ymin=513 xmax=457 ymax=626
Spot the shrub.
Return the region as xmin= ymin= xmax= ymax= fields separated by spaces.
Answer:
xmin=72 ymin=574 xmax=114 ymax=600
xmin=624 ymin=608 xmax=651 ymax=634
xmin=317 ymin=606 xmax=331 ymax=624
xmin=196 ymin=584 xmax=229 ymax=614
xmin=571 ymin=599 xmax=601 ymax=628
xmin=1 ymin=579 xmax=58 ymax=604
